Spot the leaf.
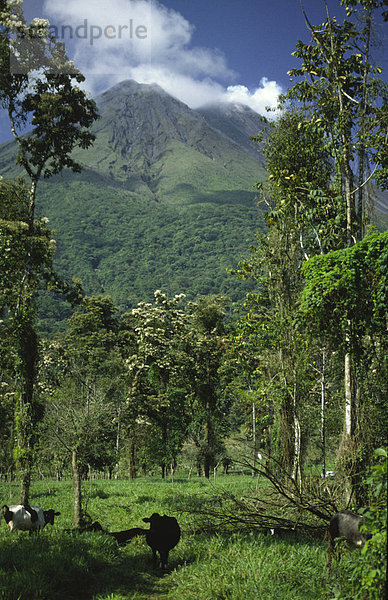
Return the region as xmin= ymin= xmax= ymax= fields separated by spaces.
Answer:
xmin=374 ymin=448 xmax=387 ymax=458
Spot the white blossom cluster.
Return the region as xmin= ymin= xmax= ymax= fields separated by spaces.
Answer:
xmin=1 ymin=0 xmax=24 ymax=31
xmin=125 ymin=292 xmax=193 ymax=409
xmin=29 ymin=17 xmax=50 ymax=39
xmin=37 ymin=340 xmax=69 ymax=397
xmin=0 ymin=381 xmax=15 ymax=400
xmin=1 ymin=0 xmax=78 ymax=75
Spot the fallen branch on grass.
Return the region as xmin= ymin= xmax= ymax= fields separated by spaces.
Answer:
xmin=184 ymin=454 xmax=344 ymax=537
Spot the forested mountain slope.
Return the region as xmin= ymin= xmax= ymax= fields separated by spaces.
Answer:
xmin=1 ymin=80 xmax=386 ymax=334
xmin=0 ymin=80 xmax=268 ymax=332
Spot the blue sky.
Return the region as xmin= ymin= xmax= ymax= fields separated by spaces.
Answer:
xmin=1 ymin=0 xmax=387 ymax=143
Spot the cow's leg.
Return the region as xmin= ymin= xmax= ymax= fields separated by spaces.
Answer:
xmin=160 ymin=550 xmax=169 ymax=570
xmin=152 ymin=549 xmax=157 ymax=567
xmin=327 ymin=535 xmax=334 ymax=573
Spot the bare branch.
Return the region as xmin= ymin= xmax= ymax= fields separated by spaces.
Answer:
xmin=351 ymin=165 xmax=377 ymax=195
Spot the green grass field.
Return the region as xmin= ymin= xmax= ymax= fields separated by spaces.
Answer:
xmin=0 ymin=475 xmax=362 ymax=600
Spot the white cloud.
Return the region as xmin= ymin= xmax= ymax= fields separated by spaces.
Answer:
xmin=43 ymin=0 xmax=282 ymax=114
xmin=129 ymin=65 xmax=226 ymax=106
xmin=224 ymin=79 xmax=282 ymax=114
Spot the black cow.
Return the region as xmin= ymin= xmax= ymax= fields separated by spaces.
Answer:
xmin=327 ymin=511 xmax=370 ymax=570
xmin=143 ymin=513 xmax=181 ymax=570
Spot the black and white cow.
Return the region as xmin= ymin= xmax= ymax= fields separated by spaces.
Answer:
xmin=1 ymin=504 xmax=60 ymax=533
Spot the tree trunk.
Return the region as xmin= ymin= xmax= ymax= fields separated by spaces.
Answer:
xmin=320 ymin=349 xmax=327 ymax=479
xmin=17 ymin=319 xmax=38 ymax=505
xmin=204 ymin=407 xmax=212 ymax=479
xmin=344 ymin=154 xmax=355 ymax=248
xmin=72 ymin=448 xmax=82 ymax=528
xmin=19 ymin=454 xmax=32 ymax=505
xmin=341 ymin=108 xmax=357 ymax=503
xmin=344 ymin=349 xmax=354 ymax=438
xmin=344 ymin=321 xmax=358 ymax=439
xmin=266 ymin=403 xmax=273 ymax=469
xmin=278 ymin=395 xmax=294 ymax=474
xmin=114 ymin=410 xmax=120 ymax=480
xmin=291 ymin=377 xmax=302 ymax=490
xmin=292 ymin=413 xmax=302 ymax=488
xmin=343 ymin=325 xmax=357 ymax=504
xmin=277 ymin=347 xmax=295 ymax=475
xmin=16 ymin=180 xmax=39 ymax=505
xmin=161 ymin=420 xmax=167 ymax=479
xmin=252 ymin=400 xmax=257 ymax=476
xmin=129 ymin=439 xmax=136 ymax=480
xmin=356 ymin=7 xmax=372 ymax=242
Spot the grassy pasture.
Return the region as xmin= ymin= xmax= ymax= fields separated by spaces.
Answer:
xmin=0 ymin=475 xmax=360 ymax=599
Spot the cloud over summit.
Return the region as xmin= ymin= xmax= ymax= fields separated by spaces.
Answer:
xmin=43 ymin=0 xmax=282 ymax=113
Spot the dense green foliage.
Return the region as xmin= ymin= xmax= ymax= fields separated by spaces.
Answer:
xmin=300 ymin=230 xmax=388 ymax=341
xmin=35 ymin=176 xmax=263 ymax=335
xmin=33 ymin=292 xmax=234 ymax=488
xmin=354 ymin=448 xmax=387 ymax=600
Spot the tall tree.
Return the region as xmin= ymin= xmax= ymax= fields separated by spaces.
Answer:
xmin=299 ymin=230 xmax=388 ymax=498
xmin=0 ymin=179 xmax=52 ymax=482
xmin=0 ymin=0 xmax=98 ymax=502
xmin=290 ymin=0 xmax=387 ymax=242
xmin=39 ymin=297 xmax=122 ymax=526
xmin=286 ymin=0 xmax=387 ymax=496
xmin=0 ymin=178 xmax=54 ymax=498
xmin=237 ymin=0 xmax=386 ymax=480
xmin=188 ymin=295 xmax=229 ymax=478
xmin=236 ymin=108 xmax=335 ymax=481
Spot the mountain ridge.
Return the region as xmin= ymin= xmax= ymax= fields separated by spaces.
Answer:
xmin=69 ymin=79 xmax=268 ymax=201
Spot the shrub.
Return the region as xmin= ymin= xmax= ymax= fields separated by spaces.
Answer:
xmin=339 ymin=448 xmax=387 ymax=600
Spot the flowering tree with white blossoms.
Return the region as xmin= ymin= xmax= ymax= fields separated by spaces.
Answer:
xmin=126 ymin=291 xmax=193 ymax=478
